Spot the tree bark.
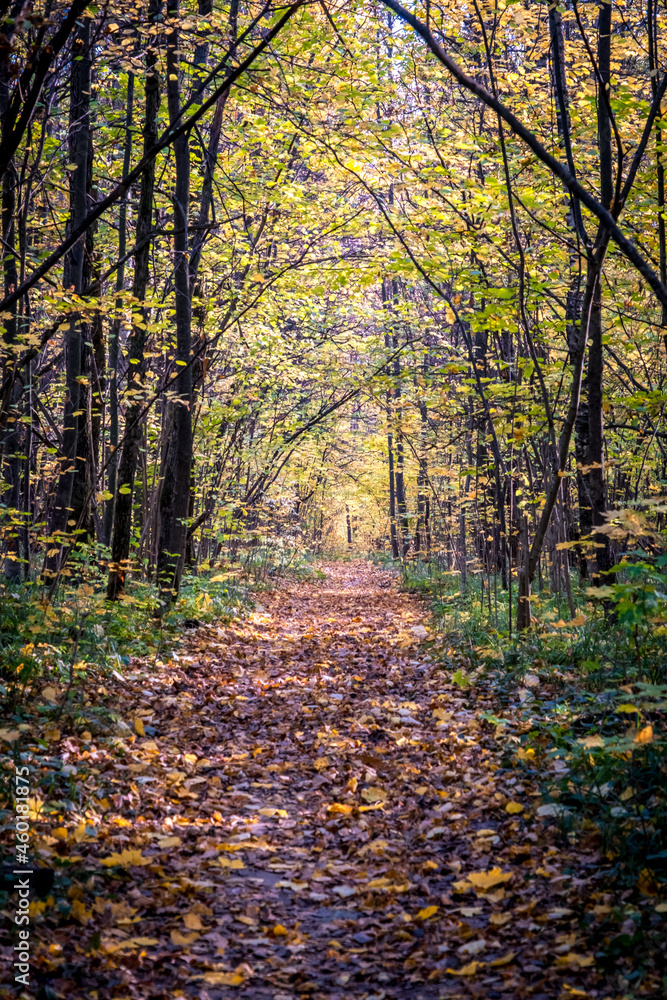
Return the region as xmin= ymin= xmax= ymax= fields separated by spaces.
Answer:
xmin=45 ymin=18 xmax=91 ymax=577
xmin=107 ymin=5 xmax=160 ymax=601
xmin=156 ymin=0 xmax=194 ymax=602
xmin=103 ymin=73 xmax=135 ymax=548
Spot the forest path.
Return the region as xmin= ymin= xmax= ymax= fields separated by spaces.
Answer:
xmin=33 ymin=561 xmax=604 ymax=999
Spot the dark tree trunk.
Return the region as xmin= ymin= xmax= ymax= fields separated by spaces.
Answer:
xmin=107 ymin=6 xmax=160 ymax=601
xmin=156 ymin=0 xmax=194 ymax=602
xmin=45 ymin=19 xmax=91 ymax=578
xmin=0 ymin=38 xmax=21 ymax=580
xmin=586 ymin=1 xmax=614 ymax=584
xmin=103 ymin=73 xmax=135 ymax=547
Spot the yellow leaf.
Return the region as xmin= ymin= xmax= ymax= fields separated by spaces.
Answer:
xmin=202 ymin=972 xmax=244 ymax=986
xmin=53 ymin=827 xmax=68 ymax=840
xmin=489 ymin=912 xmax=512 ymax=927
xmin=327 ymin=803 xmax=354 ymax=814
xmin=157 ymin=836 xmax=181 ymax=848
xmin=489 ymin=952 xmax=516 ymax=967
xmin=505 ymin=801 xmax=523 ymax=814
xmin=272 ymin=924 xmax=288 ymax=936
xmin=313 ymin=757 xmax=329 ymax=770
xmin=134 ymin=718 xmax=145 ymax=736
xmin=219 ymin=857 xmax=245 ymax=869
xmin=41 ymin=686 xmax=58 ymax=701
xmin=0 ymin=728 xmax=20 ymax=743
xmin=555 ymin=952 xmax=595 ymax=968
xmin=446 ymin=961 xmax=482 ymax=976
xmin=466 ymin=868 xmax=512 ymax=891
xmin=70 ymin=898 xmax=91 ymax=924
xmin=359 ymin=838 xmax=389 ymax=856
xmin=577 ymin=734 xmax=605 ymax=748
xmin=100 ymin=848 xmax=150 ymax=867
xmin=635 ymin=725 xmax=653 ymax=744
xmin=258 ymin=807 xmax=288 ymax=818
xmin=184 ymin=912 xmax=203 ymax=930
xmin=367 ymin=877 xmax=391 ymax=889
xmin=170 ymin=930 xmax=200 ymax=946
xmin=638 ymin=868 xmax=659 ymax=895
xmin=416 ymin=905 xmax=438 ymax=920
xmin=103 ymin=936 xmax=158 ymax=952
xmin=361 ymin=786 xmax=387 ymax=803
xmin=616 ymin=704 xmax=640 ymax=713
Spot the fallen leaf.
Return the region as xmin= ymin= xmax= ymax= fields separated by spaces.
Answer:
xmin=361 ymin=786 xmax=387 ymax=803
xmin=577 ymin=734 xmax=605 ymax=748
xmin=458 ymin=938 xmax=486 ymax=956
xmin=171 ymin=929 xmax=200 ymax=946
xmin=446 ymin=961 xmax=482 ymax=976
xmin=201 ymin=972 xmax=244 ymax=985
xmin=489 ymin=952 xmax=516 ymax=967
xmin=157 ymin=836 xmax=182 ymax=848
xmin=555 ymin=952 xmax=595 ymax=969
xmin=332 ymin=885 xmax=356 ymax=897
xmin=100 ymin=848 xmax=150 ymax=867
xmin=465 ymin=868 xmax=512 ymax=891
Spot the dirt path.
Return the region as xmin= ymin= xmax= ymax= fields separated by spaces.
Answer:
xmin=16 ymin=561 xmax=614 ymax=999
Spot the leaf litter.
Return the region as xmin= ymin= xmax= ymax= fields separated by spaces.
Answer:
xmin=1 ymin=561 xmax=664 ymax=998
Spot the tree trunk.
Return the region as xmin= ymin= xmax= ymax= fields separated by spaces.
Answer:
xmin=107 ymin=4 xmax=160 ymax=601
xmin=45 ymin=19 xmax=91 ymax=577
xmin=156 ymin=0 xmax=194 ymax=602
xmin=103 ymin=72 xmax=135 ymax=547
xmin=586 ymin=1 xmax=614 ymax=584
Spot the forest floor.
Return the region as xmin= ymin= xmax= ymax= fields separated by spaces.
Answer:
xmin=1 ymin=561 xmax=659 ymax=1000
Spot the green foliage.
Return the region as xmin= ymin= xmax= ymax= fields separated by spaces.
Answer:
xmin=0 ymin=547 xmax=251 ymax=725
xmin=417 ymin=556 xmax=667 ymax=887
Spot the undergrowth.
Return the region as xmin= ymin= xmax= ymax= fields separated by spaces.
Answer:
xmin=399 ymin=554 xmax=667 ymax=893
xmin=0 ymin=538 xmax=318 ymax=730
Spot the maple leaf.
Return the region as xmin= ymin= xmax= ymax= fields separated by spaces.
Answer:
xmin=455 ymin=868 xmax=513 ymax=893
xmin=100 ymin=848 xmax=150 ymax=867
